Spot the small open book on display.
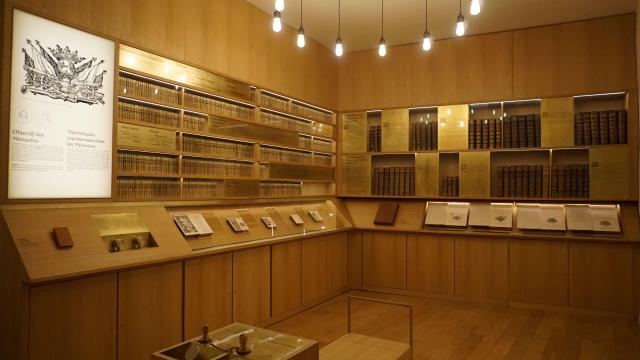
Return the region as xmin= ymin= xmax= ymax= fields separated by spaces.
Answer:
xmin=566 ymin=204 xmax=621 ymax=233
xmin=173 ymin=214 xmax=213 ymax=238
xmin=424 ymin=202 xmax=470 ymax=227
xmin=516 ymin=203 xmax=566 ymax=231
xmin=227 ymin=217 xmax=250 ymax=232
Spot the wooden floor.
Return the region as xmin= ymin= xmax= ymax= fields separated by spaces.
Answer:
xmin=269 ymin=291 xmax=640 ymax=359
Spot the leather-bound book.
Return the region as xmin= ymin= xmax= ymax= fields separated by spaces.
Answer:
xmin=583 ymin=112 xmax=592 ymax=145
xmin=496 ymin=118 xmax=503 ymax=148
xmin=374 ymin=202 xmax=400 ymax=225
xmin=599 ymin=111 xmax=609 ymax=145
xmin=469 ymin=119 xmax=476 ymax=149
xmin=618 ymin=110 xmax=627 ymax=144
xmin=511 ymin=115 xmax=519 ymax=148
xmin=496 ymin=166 xmax=504 ymax=197
xmin=526 ymin=114 xmax=536 ymax=147
xmin=503 ymin=116 xmax=511 ymax=148
xmin=488 ymin=119 xmax=496 ymax=149
xmin=608 ymin=110 xmax=618 ymax=144
xmin=534 ymin=114 xmax=541 ymax=147
xmin=590 ymin=111 xmax=600 ymax=145
xmin=522 ymin=165 xmax=529 ymax=197
xmin=574 ymin=112 xmax=584 ymax=145
xmin=518 ymin=115 xmax=527 ymax=148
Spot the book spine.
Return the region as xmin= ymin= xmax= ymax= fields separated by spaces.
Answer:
xmin=583 ymin=112 xmax=592 ymax=145
xmin=511 ymin=115 xmax=519 ymax=148
xmin=536 ymin=165 xmax=543 ymax=198
xmin=526 ymin=114 xmax=535 ymax=147
xmin=590 ymin=111 xmax=600 ymax=145
xmin=618 ymin=110 xmax=627 ymax=144
xmin=574 ymin=112 xmax=584 ymax=146
xmin=503 ymin=116 xmax=511 ymax=148
xmin=534 ymin=114 xmax=541 ymax=147
xmin=608 ymin=110 xmax=618 ymax=144
xmin=488 ymin=119 xmax=496 ymax=149
xmin=518 ymin=115 xmax=527 ymax=148
xmin=469 ymin=119 xmax=476 ymax=149
xmin=599 ymin=111 xmax=609 ymax=145
xmin=496 ymin=118 xmax=503 ymax=149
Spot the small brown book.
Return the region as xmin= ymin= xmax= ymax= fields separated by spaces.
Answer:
xmin=374 ymin=202 xmax=400 ymax=226
xmin=52 ymin=227 xmax=74 ymax=248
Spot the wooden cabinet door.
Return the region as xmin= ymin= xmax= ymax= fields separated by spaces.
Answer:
xmin=363 ymin=232 xmax=407 ymax=290
xmin=118 ymin=263 xmax=182 ymax=360
xmin=30 ymin=274 xmax=117 ymax=360
xmin=406 ymin=234 xmax=454 ymax=295
xmin=184 ymin=254 xmax=233 ymax=339
xmin=271 ymin=241 xmax=302 ymax=317
xmin=302 ymin=236 xmax=327 ymax=304
xmin=326 ymin=232 xmax=349 ymax=295
xmin=454 ymin=237 xmax=508 ymax=300
xmin=233 ymin=247 xmax=271 ymax=325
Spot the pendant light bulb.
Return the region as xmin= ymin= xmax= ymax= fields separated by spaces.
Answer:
xmin=378 ymin=38 xmax=387 ymax=57
xmin=456 ymin=13 xmax=465 ymax=37
xmin=272 ymin=11 xmax=282 ymax=32
xmin=422 ymin=32 xmax=432 ymax=51
xmin=297 ymin=27 xmax=306 ymax=48
xmin=335 ymin=38 xmax=344 ymax=57
xmin=470 ymin=0 xmax=480 ymax=15
xmin=275 ymin=0 xmax=285 ymax=11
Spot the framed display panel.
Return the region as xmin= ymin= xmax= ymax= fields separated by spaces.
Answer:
xmin=540 ymin=97 xmax=574 ymax=148
xmin=8 ymin=9 xmax=115 ymax=199
xmin=437 ymin=104 xmax=469 ymax=151
xmin=381 ymin=108 xmax=409 ymax=152
xmin=590 ymin=146 xmax=630 ymax=200
xmin=459 ymin=151 xmax=491 ymax=198
xmin=415 ymin=153 xmax=439 ymax=197
xmin=341 ymin=112 xmax=368 ymax=153
xmin=366 ymin=111 xmax=382 ymax=152
xmin=340 ymin=154 xmax=371 ymax=196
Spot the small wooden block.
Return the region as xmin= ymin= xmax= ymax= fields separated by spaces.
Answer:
xmin=52 ymin=227 xmax=74 ymax=248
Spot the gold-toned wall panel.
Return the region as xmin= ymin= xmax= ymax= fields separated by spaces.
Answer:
xmin=341 ymin=112 xmax=367 ymax=153
xmin=341 ymin=155 xmax=371 ymax=195
xmin=268 ymin=164 xmax=335 ymax=181
xmin=541 ymin=97 xmax=574 ymax=148
xmin=207 ymin=116 xmax=300 ymax=148
xmin=459 ymin=151 xmax=490 ymax=198
xmin=590 ymin=146 xmax=631 ymax=199
xmin=415 ymin=153 xmax=439 ymax=197
xmin=381 ymin=109 xmax=409 ymax=152
xmin=437 ymin=104 xmax=469 ymax=151
xmin=223 ymin=180 xmax=260 ymax=197
xmin=117 ymin=123 xmax=177 ymax=151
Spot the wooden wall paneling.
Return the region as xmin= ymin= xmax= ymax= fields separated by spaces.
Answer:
xmin=326 ymin=232 xmax=349 ymax=294
xmin=454 ymin=237 xmax=508 ymax=300
xmin=362 ymin=231 xmax=407 ymax=290
xmin=348 ymin=230 xmax=364 ymax=289
xmin=406 ymin=234 xmax=454 ymax=295
xmin=271 ymin=240 xmax=302 ymax=317
xmin=569 ymin=242 xmax=634 ymax=314
xmin=301 ymin=236 xmax=328 ymax=304
xmin=513 ymin=14 xmax=637 ymax=98
xmin=184 ymin=254 xmax=233 ymax=339
xmin=29 ymin=275 xmax=117 ymax=360
xmin=118 ymin=262 xmax=183 ymax=360
xmin=233 ymin=246 xmax=271 ymax=325
xmin=508 ymin=239 xmax=568 ymax=307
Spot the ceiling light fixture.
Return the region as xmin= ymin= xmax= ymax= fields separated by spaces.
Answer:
xmin=456 ymin=0 xmax=465 ymax=37
xmin=470 ymin=0 xmax=481 ymax=15
xmin=378 ymin=0 xmax=386 ymax=57
xmin=422 ymin=0 xmax=432 ymax=51
xmin=275 ymin=0 xmax=285 ymax=12
xmin=297 ymin=0 xmax=305 ymax=48
xmin=272 ymin=10 xmax=282 ymax=32
xmin=335 ymin=0 xmax=343 ymax=57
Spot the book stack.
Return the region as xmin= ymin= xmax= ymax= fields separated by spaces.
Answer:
xmin=371 ymin=167 xmax=415 ymax=196
xmin=260 ymin=181 xmax=302 ymax=197
xmin=574 ymin=110 xmax=627 ymax=145
xmin=298 ymin=136 xmax=312 ymax=150
xmin=502 ymin=114 xmax=541 ymax=148
xmin=495 ymin=165 xmax=547 ymax=198
xmin=119 ymin=75 xmax=181 ymax=105
xmin=259 ymin=93 xmax=289 ymax=112
xmin=117 ymin=151 xmax=178 ymax=175
xmin=260 ymin=146 xmax=313 ymax=164
xmin=117 ymin=178 xmax=180 ymax=199
xmin=368 ymin=125 xmax=382 ymax=152
xmin=182 ymin=179 xmax=220 ymax=199
xmin=291 ymin=102 xmax=333 ymax=124
xmin=468 ymin=118 xmax=503 ymax=149
xmin=312 ymin=138 xmax=333 ymax=152
xmin=183 ymin=113 xmax=207 ymax=132
xmin=184 ymin=92 xmax=254 ymax=121
xmin=409 ymin=121 xmax=438 ymax=151
xmin=260 ymin=111 xmax=313 ymax=133
xmin=182 ymin=134 xmax=254 ymax=158
xmin=550 ymin=164 xmax=590 ymax=198
xmin=182 ymin=157 xmax=254 ymax=178
xmin=118 ymin=101 xmax=180 ymax=128
xmin=440 ymin=176 xmax=459 ymax=197
xmin=314 ymin=154 xmax=334 ymax=166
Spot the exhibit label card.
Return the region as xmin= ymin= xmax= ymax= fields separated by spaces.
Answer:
xmin=9 ymin=10 xmax=115 ymax=199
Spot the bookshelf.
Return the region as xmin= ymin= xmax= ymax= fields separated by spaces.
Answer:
xmin=115 ymin=47 xmax=336 ymax=201
xmin=340 ymin=92 xmax=635 ymax=201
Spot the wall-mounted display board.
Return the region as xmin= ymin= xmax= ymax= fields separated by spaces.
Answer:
xmin=8 ymin=9 xmax=115 ymax=199
xmin=339 ymin=92 xmax=637 ymax=201
xmin=115 ymin=46 xmax=336 ymax=201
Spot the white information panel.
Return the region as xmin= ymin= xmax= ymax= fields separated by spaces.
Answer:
xmin=8 ymin=9 xmax=115 ymax=199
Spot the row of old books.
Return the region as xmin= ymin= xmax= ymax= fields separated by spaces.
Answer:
xmin=440 ymin=176 xmax=459 ymax=197
xmin=182 ymin=179 xmax=220 ymax=199
xmin=183 ymin=113 xmax=208 ymax=132
xmin=182 ymin=157 xmax=254 ymax=178
xmin=260 ymin=111 xmax=313 ymax=133
xmin=119 ymin=75 xmax=181 ymax=105
xmin=409 ymin=122 xmax=438 ymax=151
xmin=574 ymin=110 xmax=627 ymax=145
xmin=368 ymin=125 xmax=382 ymax=152
xmin=469 ymin=119 xmax=503 ymax=149
xmin=182 ymin=134 xmax=254 ymax=158
xmin=184 ymin=92 xmax=254 ymax=121
xmin=550 ymin=164 xmax=589 ymax=198
xmin=117 ymin=151 xmax=178 ymax=175
xmin=260 ymin=181 xmax=302 ymax=197
xmin=503 ymin=114 xmax=541 ymax=148
xmin=314 ymin=154 xmax=334 ymax=166
xmin=371 ymin=167 xmax=416 ymax=196
xmin=260 ymin=146 xmax=313 ymax=164
xmin=117 ymin=178 xmax=180 ymax=199
xmin=291 ymin=102 xmax=334 ymax=124
xmin=312 ymin=139 xmax=334 ymax=152
xmin=495 ymin=165 xmax=548 ymax=198
xmin=118 ymin=101 xmax=180 ymax=128
xmin=259 ymin=93 xmax=289 ymax=112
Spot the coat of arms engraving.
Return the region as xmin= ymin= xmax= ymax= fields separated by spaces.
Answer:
xmin=20 ymin=39 xmax=107 ymax=105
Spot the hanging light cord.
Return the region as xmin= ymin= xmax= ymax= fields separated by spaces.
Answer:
xmin=300 ymin=0 xmax=303 ymax=27
xmin=459 ymin=0 xmax=462 ymax=14
xmin=338 ymin=0 xmax=341 ymax=37
xmin=381 ymin=0 xmax=384 ymax=37
xmin=425 ymin=0 xmax=428 ymax=32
